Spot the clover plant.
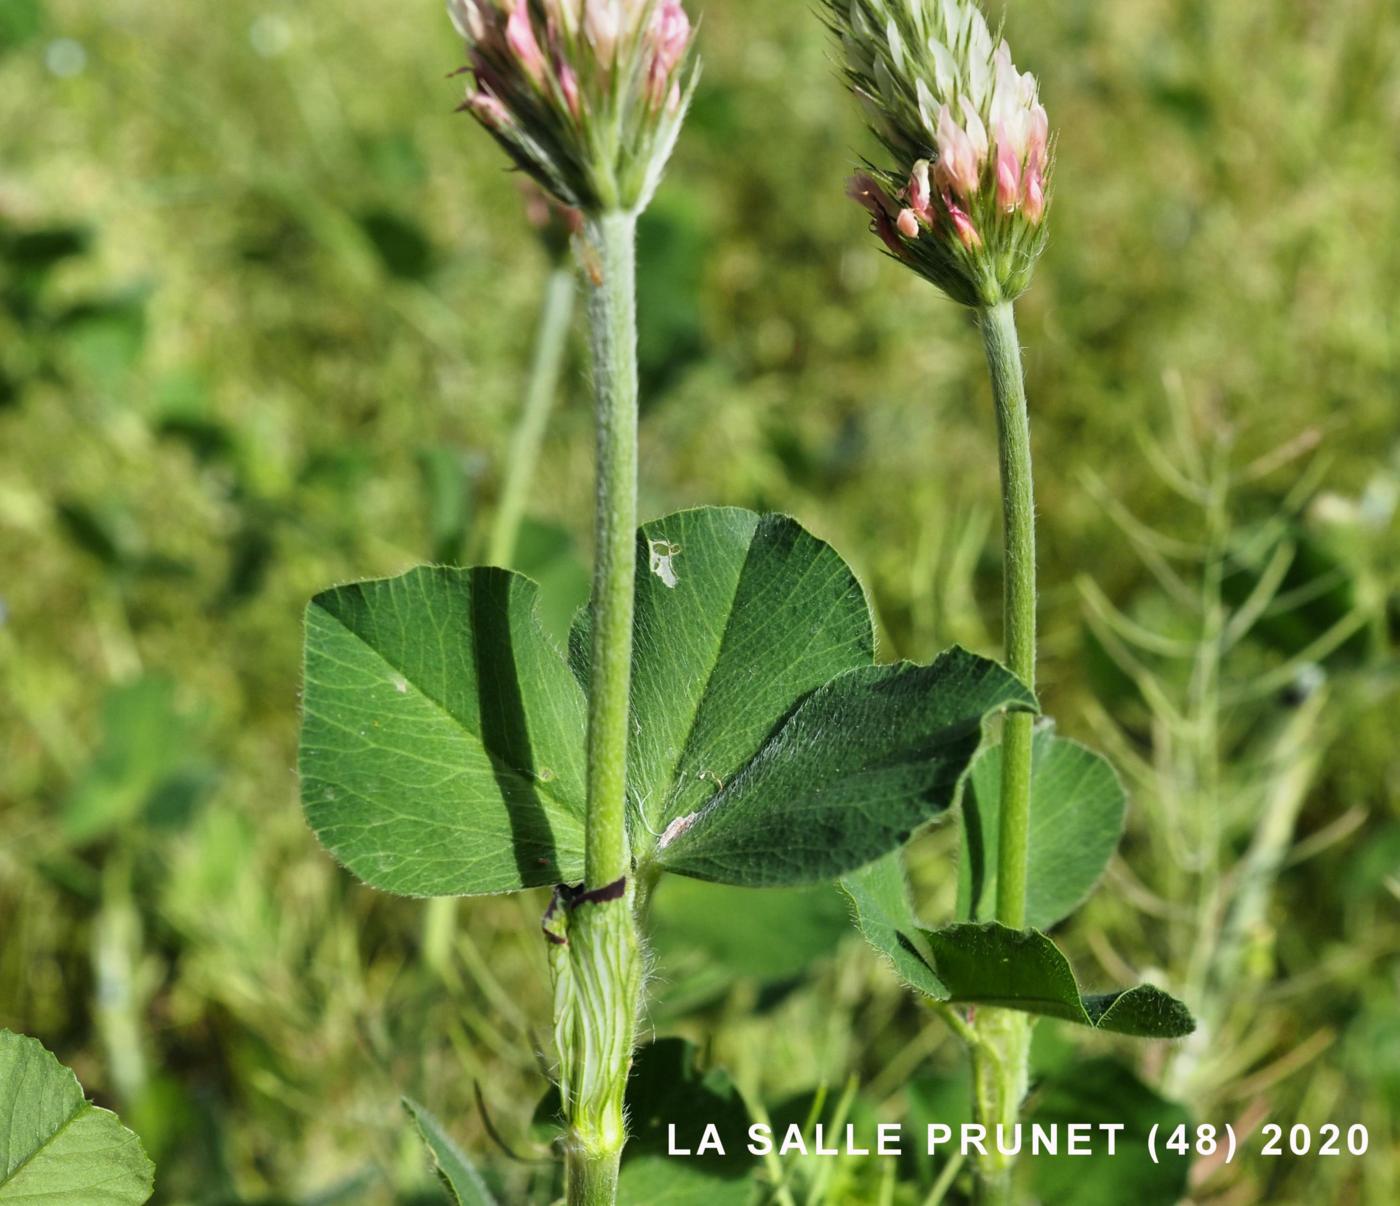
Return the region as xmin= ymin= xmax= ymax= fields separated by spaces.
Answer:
xmin=825 ymin=1 xmax=1195 ymax=1200
xmin=295 ymin=3 xmax=1196 ymax=1203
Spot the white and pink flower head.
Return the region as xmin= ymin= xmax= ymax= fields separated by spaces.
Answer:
xmin=447 ymin=0 xmax=698 ymax=215
xmin=823 ymin=0 xmax=1054 ymax=306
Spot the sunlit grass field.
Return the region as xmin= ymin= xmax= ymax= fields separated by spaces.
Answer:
xmin=2 ymin=1 xmax=1397 ymax=1202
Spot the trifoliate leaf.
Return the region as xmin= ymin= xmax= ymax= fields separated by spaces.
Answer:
xmin=841 ymin=875 xmax=1194 ymax=1038
xmin=300 ymin=507 xmax=1030 ymax=898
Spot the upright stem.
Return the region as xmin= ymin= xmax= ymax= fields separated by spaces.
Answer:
xmin=583 ymin=210 xmax=639 ymax=890
xmin=980 ymin=300 xmax=1037 ymax=928
xmin=422 ymin=261 xmax=578 ymax=979
xmin=969 ymin=300 xmax=1037 ymax=1206
xmin=556 ymin=209 xmax=643 ymax=1206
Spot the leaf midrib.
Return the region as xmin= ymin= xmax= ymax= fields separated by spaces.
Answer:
xmin=1 ymin=1098 xmax=90 ymax=1195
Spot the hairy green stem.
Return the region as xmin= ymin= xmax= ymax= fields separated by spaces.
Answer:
xmin=969 ymin=1007 xmax=1031 ymax=1205
xmin=558 ymin=209 xmax=643 ymax=1206
xmin=565 ymin=1147 xmax=620 ymax=1206
xmin=422 ymin=261 xmax=577 ymax=977
xmin=556 ymin=887 xmax=640 ymax=1206
xmin=970 ymin=301 xmax=1038 ymax=1205
xmin=583 ymin=210 xmax=639 ymax=889
xmin=980 ymin=301 xmax=1037 ymax=927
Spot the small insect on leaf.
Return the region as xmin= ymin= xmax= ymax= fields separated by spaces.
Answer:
xmin=648 ymin=539 xmax=682 ymax=589
xmin=657 ymin=811 xmax=699 ymax=851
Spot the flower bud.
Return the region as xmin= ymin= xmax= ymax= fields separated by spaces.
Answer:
xmin=447 ymin=0 xmax=698 ymax=215
xmin=584 ymin=0 xmax=623 ymax=64
xmin=648 ymin=1 xmax=691 ymax=104
xmin=505 ymin=0 xmax=547 ymax=85
xmin=934 ymin=104 xmax=983 ymax=201
xmin=823 ymin=0 xmax=1054 ymax=306
xmin=993 ymin=133 xmax=1021 ymax=212
xmin=908 ymin=159 xmax=933 ymax=220
xmin=944 ymin=194 xmax=982 ymax=249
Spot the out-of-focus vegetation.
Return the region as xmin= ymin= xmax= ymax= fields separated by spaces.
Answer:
xmin=1 ymin=0 xmax=1396 ymax=1202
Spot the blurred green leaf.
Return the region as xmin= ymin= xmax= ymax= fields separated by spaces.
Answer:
xmin=300 ymin=567 xmax=589 ymax=895
xmin=63 ymin=676 xmax=207 ymax=844
xmin=358 ymin=208 xmax=436 ymax=281
xmin=403 ymin=1098 xmax=497 ymax=1206
xmin=54 ymin=497 xmax=127 ymax=568
xmin=617 ymin=1039 xmax=753 ymax=1173
xmin=0 ymin=223 xmax=89 ymax=317
xmin=158 ymin=414 xmax=238 ymax=464
xmin=417 ymin=445 xmax=477 ymax=565
xmin=512 ymin=519 xmax=589 ymax=649
xmin=959 ymin=728 xmax=1126 ymax=929
xmin=1030 ymin=1059 xmax=1191 ymax=1205
xmin=54 ymin=292 xmax=148 ymax=388
xmin=618 ymin=1159 xmax=754 ymax=1205
xmin=0 ymin=1030 xmax=154 ymax=1204
xmin=0 ymin=0 xmax=43 ymax=53
xmin=651 ymin=878 xmax=848 ymax=982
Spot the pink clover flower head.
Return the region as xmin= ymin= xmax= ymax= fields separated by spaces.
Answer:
xmin=446 ymin=0 xmax=698 ymax=214
xmin=824 ymin=0 xmax=1055 ymax=305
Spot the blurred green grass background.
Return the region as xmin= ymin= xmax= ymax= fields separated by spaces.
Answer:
xmin=1 ymin=0 xmax=1397 ymax=1202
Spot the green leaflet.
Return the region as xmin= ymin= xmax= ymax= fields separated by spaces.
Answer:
xmin=843 ymin=869 xmax=1194 ymax=1038
xmin=0 ymin=1030 xmax=154 ymax=1205
xmin=924 ymin=925 xmax=1194 ymax=1037
xmin=654 ymin=649 xmax=1035 ymax=886
xmin=842 ymin=853 xmax=947 ymax=999
xmin=571 ymin=507 xmax=875 ymax=844
xmin=402 ymin=1098 xmax=497 ymax=1206
xmin=301 ymin=567 xmax=588 ymax=896
xmin=958 ymin=728 xmax=1126 ymax=929
xmin=300 ymin=507 xmax=1031 ymax=895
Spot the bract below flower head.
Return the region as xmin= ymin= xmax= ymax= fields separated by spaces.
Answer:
xmin=448 ymin=0 xmax=698 ymax=215
xmin=823 ymin=0 xmax=1054 ymax=306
